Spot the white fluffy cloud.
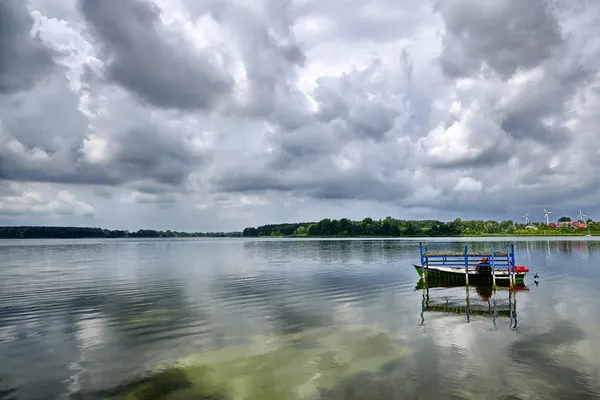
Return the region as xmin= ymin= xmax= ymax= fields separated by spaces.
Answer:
xmin=1 ymin=0 xmax=600 ymax=231
xmin=0 ymin=182 xmax=94 ymax=218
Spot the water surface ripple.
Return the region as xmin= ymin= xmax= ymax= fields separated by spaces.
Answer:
xmin=1 ymin=237 xmax=600 ymax=399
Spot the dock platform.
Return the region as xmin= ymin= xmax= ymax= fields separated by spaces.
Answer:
xmin=416 ymin=242 xmax=529 ymax=288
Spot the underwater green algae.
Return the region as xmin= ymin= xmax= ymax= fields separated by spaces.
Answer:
xmin=0 ymin=375 xmax=17 ymax=400
xmin=122 ymin=369 xmax=191 ymax=400
xmin=112 ymin=325 xmax=407 ymax=400
xmin=112 ymin=308 xmax=185 ymax=330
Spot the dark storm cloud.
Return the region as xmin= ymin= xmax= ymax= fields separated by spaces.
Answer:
xmin=500 ymin=113 xmax=568 ymax=145
xmin=215 ymin=167 xmax=413 ymax=203
xmin=436 ymin=0 xmax=564 ymax=79
xmin=305 ymin=174 xmax=413 ymax=202
xmin=0 ymin=208 xmax=28 ymax=217
xmin=313 ymin=61 xmax=407 ymax=141
xmin=112 ymin=127 xmax=206 ymax=187
xmin=2 ymin=0 xmax=600 ymax=228
xmin=128 ymin=180 xmax=193 ymax=196
xmin=314 ymin=84 xmax=348 ymax=123
xmin=0 ymin=153 xmax=115 ymax=186
xmin=0 ymin=62 xmax=209 ymax=193
xmin=349 ymin=102 xmax=398 ymax=141
xmin=267 ymin=123 xmax=343 ymax=169
xmin=212 ymin=50 xmax=414 ymax=200
xmin=422 ymin=0 xmax=593 ymax=173
xmin=0 ymin=180 xmax=19 ymax=197
xmin=0 ymin=0 xmax=55 ymax=94
xmin=215 ymin=171 xmax=295 ymax=194
xmin=77 ymin=0 xmax=234 ymax=111
xmin=214 ymin=121 xmax=416 ymax=203
xmin=403 ymin=178 xmax=600 ymax=218
xmin=123 ymin=191 xmax=181 ymax=208
xmin=0 ymin=72 xmax=102 ymax=185
xmin=0 ymin=73 xmax=88 ymax=156
xmin=498 ymin=63 xmax=591 ymax=146
xmin=214 ymin=0 xmax=310 ymax=128
xmin=313 ymin=80 xmax=397 ymax=141
xmin=0 ymin=117 xmax=207 ymax=193
xmin=426 ymin=146 xmax=513 ymax=170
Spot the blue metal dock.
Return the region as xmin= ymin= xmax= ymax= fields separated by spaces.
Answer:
xmin=416 ymin=242 xmax=526 ymax=287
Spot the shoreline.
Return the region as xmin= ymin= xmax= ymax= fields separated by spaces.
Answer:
xmin=248 ymin=233 xmax=599 ymax=239
xmin=3 ymin=233 xmax=598 ymax=240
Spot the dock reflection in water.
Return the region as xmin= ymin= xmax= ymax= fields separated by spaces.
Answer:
xmin=417 ymin=279 xmax=528 ymax=328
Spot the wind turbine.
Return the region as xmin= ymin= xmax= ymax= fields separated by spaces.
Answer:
xmin=521 ymin=212 xmax=530 ymax=224
xmin=543 ymin=208 xmax=553 ymax=225
xmin=577 ymin=209 xmax=587 ymax=222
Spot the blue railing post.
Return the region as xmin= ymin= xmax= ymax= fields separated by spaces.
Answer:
xmin=491 ymin=246 xmax=496 ymax=289
xmin=420 ymin=242 xmax=428 ymax=283
xmin=506 ymin=244 xmax=513 ymax=288
xmin=464 ymin=244 xmax=469 ymax=286
xmin=510 ymin=243 xmax=516 ymax=268
xmin=511 ymin=243 xmax=516 ymax=287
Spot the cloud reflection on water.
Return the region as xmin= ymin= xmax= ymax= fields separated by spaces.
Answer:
xmin=1 ymin=238 xmax=600 ymax=399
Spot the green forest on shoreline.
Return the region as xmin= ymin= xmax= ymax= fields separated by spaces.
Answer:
xmin=242 ymin=217 xmax=599 ymax=238
xmin=1 ymin=216 xmax=598 ymax=239
xmin=0 ymin=226 xmax=242 ymax=239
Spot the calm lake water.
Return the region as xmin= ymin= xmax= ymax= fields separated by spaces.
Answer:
xmin=1 ymin=237 xmax=600 ymax=400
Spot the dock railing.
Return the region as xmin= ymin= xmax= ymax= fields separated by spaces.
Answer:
xmin=419 ymin=242 xmax=517 ymax=288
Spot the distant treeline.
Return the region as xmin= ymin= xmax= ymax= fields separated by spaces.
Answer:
xmin=242 ymin=217 xmax=599 ymax=237
xmin=0 ymin=226 xmax=242 ymax=239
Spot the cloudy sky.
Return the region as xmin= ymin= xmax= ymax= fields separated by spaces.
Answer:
xmin=0 ymin=0 xmax=599 ymax=231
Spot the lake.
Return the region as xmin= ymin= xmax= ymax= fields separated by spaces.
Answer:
xmin=1 ymin=237 xmax=600 ymax=400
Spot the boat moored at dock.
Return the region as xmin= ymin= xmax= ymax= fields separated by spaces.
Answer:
xmin=415 ymin=242 xmax=528 ymax=287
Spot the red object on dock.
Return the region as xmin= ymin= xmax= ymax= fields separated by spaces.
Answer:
xmin=510 ymin=265 xmax=529 ymax=273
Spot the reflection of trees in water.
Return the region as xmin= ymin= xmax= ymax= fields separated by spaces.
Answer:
xmin=423 ymin=239 xmax=600 ymax=257
xmin=525 ymin=240 xmax=599 ymax=255
xmin=243 ymin=237 xmax=600 ymax=269
xmin=243 ymin=239 xmax=410 ymax=265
